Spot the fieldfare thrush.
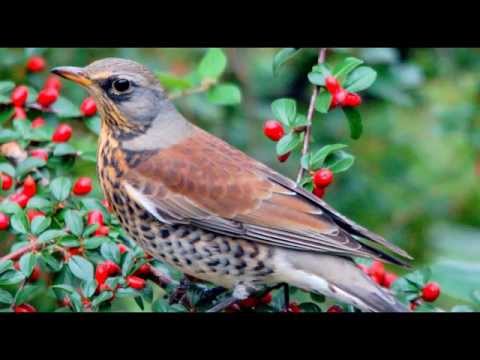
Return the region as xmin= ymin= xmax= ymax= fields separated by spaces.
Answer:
xmin=52 ymin=58 xmax=413 ymax=312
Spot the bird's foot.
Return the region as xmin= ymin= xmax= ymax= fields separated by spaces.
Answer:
xmin=206 ymin=283 xmax=253 ymax=313
xmin=168 ymin=276 xmax=191 ymax=307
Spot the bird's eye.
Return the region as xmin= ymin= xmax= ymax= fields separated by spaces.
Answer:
xmin=112 ymin=79 xmax=131 ymax=93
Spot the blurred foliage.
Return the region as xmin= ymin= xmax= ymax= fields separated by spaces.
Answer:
xmin=0 ymin=48 xmax=479 ymax=311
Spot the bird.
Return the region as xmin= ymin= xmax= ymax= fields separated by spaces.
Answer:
xmin=52 ymin=58 xmax=413 ymax=312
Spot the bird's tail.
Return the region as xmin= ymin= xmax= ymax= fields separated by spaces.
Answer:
xmin=275 ymin=250 xmax=409 ymax=312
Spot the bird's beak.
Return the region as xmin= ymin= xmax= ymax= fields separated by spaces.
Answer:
xmin=51 ymin=66 xmax=92 ymax=87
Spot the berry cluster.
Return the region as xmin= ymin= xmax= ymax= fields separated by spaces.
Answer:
xmin=325 ymin=76 xmax=361 ymax=109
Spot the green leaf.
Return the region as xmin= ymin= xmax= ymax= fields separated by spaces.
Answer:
xmin=116 ymin=287 xmax=141 ymax=299
xmin=308 ymin=71 xmax=326 ymax=86
xmin=309 ymin=144 xmax=348 ymax=169
xmin=315 ymin=91 xmax=332 ymax=113
xmin=68 ymin=255 xmax=94 ymax=282
xmin=83 ymin=236 xmax=104 ymax=250
xmin=51 ymin=97 xmax=82 ymax=118
xmin=0 ymin=260 xmax=13 ymax=274
xmin=10 ymin=212 xmax=29 ymax=234
xmin=198 ymin=48 xmax=227 ymax=80
xmin=58 ymin=236 xmax=81 ymax=248
xmin=0 ymin=129 xmax=19 ymax=143
xmin=30 ymin=216 xmax=51 ymax=235
xmin=310 ymin=293 xmax=326 ymax=303
xmin=300 ymin=153 xmax=311 ymax=170
xmin=0 ymin=81 xmax=15 ymax=94
xmin=271 ymin=98 xmax=297 ymax=127
xmin=83 ymin=224 xmax=99 ymax=237
xmin=152 ymin=298 xmax=187 ymax=312
xmin=206 ymin=84 xmax=242 ymax=105
xmin=0 ymin=201 xmax=22 ymax=215
xmin=37 ymin=229 xmax=67 ymax=243
xmin=344 ymin=66 xmax=377 ymax=92
xmin=156 ymin=72 xmax=193 ymax=91
xmin=41 ymin=253 xmax=63 ymax=272
xmin=0 ymin=288 xmax=13 ymax=304
xmin=84 ymin=116 xmax=101 ymax=135
xmin=49 ymin=177 xmax=72 ymax=201
xmin=13 ymin=118 xmax=32 ymax=139
xmin=16 ymin=157 xmax=46 ymax=177
xmin=451 ymin=305 xmax=475 ymax=312
xmin=312 ymin=63 xmax=331 ymax=77
xmin=0 ymin=162 xmax=16 ymax=177
xmin=51 ymin=284 xmax=76 ymax=294
xmin=343 ymin=108 xmax=363 ymax=140
xmin=121 ymin=251 xmax=135 ymax=276
xmin=292 ymin=114 xmax=308 ymax=127
xmin=19 ymin=252 xmax=37 ymax=277
xmin=276 ymin=132 xmax=302 ymax=156
xmin=325 ymin=151 xmax=355 ymax=174
xmin=53 ymin=143 xmax=77 ymax=157
xmin=272 ymin=48 xmax=302 ymax=76
xmin=92 ymin=291 xmax=113 ymax=307
xmin=26 ymin=196 xmax=53 ymax=212
xmin=333 ymin=57 xmax=364 ymax=81
xmin=100 ymin=242 xmax=121 ymax=264
xmin=0 ymin=271 xmax=25 ymax=286
xmin=64 ymin=210 xmax=84 ymax=237
xmin=15 ymin=284 xmax=42 ymax=305
xmin=82 ymin=279 xmax=98 ymax=298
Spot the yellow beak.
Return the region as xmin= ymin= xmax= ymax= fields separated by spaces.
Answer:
xmin=51 ymin=66 xmax=92 ymax=87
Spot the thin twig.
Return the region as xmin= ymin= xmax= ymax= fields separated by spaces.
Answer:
xmin=168 ymin=79 xmax=216 ymax=100
xmin=149 ymin=266 xmax=174 ymax=288
xmin=295 ymin=48 xmax=327 ymax=184
xmin=0 ymin=239 xmax=48 ymax=263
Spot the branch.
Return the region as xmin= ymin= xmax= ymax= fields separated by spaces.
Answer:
xmin=168 ymin=79 xmax=216 ymax=100
xmin=295 ymin=48 xmax=327 ymax=184
xmin=149 ymin=265 xmax=174 ymax=288
xmin=0 ymin=239 xmax=48 ymax=263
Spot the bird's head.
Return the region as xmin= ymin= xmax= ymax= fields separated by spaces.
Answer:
xmin=52 ymin=58 xmax=174 ymax=137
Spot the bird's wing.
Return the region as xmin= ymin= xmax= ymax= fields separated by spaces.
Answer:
xmin=123 ymin=127 xmax=412 ymax=266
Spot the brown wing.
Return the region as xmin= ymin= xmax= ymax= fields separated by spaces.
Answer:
xmin=123 ymin=126 xmax=412 ymax=266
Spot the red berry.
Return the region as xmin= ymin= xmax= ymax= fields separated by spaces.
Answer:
xmin=410 ymin=300 xmax=419 ymax=311
xmin=1 ymin=173 xmax=13 ymax=191
xmin=226 ymin=303 xmax=241 ymax=312
xmin=80 ymin=97 xmax=97 ymax=117
xmin=52 ymin=124 xmax=72 ymax=143
xmin=37 ymin=87 xmax=59 ymax=108
xmin=312 ymin=186 xmax=325 ymax=198
xmin=325 ymin=76 xmax=341 ymax=94
xmin=287 ymin=302 xmax=301 ymax=313
xmin=10 ymin=192 xmax=29 ymax=208
xmin=27 ymin=209 xmax=45 ymax=222
xmin=368 ymin=260 xmax=385 ymax=285
xmin=95 ymin=261 xmax=120 ymax=284
xmin=30 ymin=148 xmax=49 ymax=162
xmin=313 ymin=168 xmax=334 ymax=188
xmin=13 ymin=107 xmax=26 ymax=120
xmin=22 ymin=176 xmax=36 ymax=198
xmin=263 ymin=120 xmax=285 ymax=142
xmin=134 ymin=263 xmax=151 ymax=277
xmin=118 ymin=244 xmax=128 ymax=255
xmin=26 ymin=56 xmax=46 ymax=72
xmin=330 ymin=89 xmax=348 ymax=109
xmin=126 ymin=275 xmax=146 ymax=290
xmin=60 ymin=296 xmax=72 ymax=307
xmin=29 ymin=265 xmax=41 ymax=282
xmin=44 ymin=75 xmax=62 ymax=91
xmin=31 ymin=117 xmax=46 ymax=129
xmin=67 ymin=247 xmax=83 ymax=258
xmin=14 ymin=304 xmax=37 ymax=313
xmin=260 ymin=292 xmax=272 ymax=305
xmin=0 ymin=212 xmax=10 ymax=230
xmin=238 ymin=296 xmax=259 ymax=309
xmin=72 ymin=177 xmax=93 ymax=196
xmin=11 ymin=85 xmax=29 ymax=107
xmin=344 ymin=92 xmax=362 ymax=107
xmin=422 ymin=282 xmax=440 ymax=302
xmin=382 ymin=272 xmax=398 ymax=289
xmin=327 ymin=305 xmax=343 ymax=313
xmin=87 ymin=210 xmax=104 ymax=226
xmin=277 ymin=152 xmax=290 ymax=163
xmin=95 ymin=225 xmax=109 ymax=237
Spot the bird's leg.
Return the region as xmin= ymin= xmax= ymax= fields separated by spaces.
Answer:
xmin=282 ymin=283 xmax=290 ymax=312
xmin=206 ymin=283 xmax=253 ymax=313
xmin=196 ymin=286 xmax=227 ymax=306
xmin=168 ymin=276 xmax=191 ymax=306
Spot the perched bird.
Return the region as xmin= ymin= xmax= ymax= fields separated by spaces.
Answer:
xmin=53 ymin=58 xmax=413 ymax=312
